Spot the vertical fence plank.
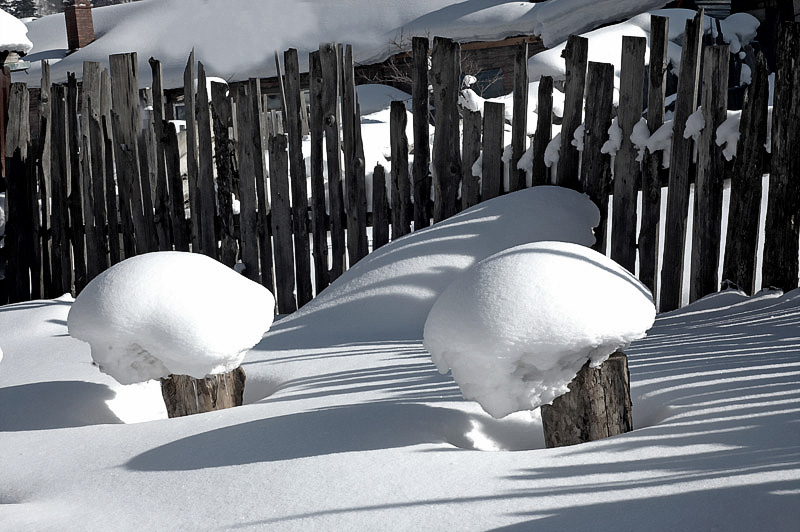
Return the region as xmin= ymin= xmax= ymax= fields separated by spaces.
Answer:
xmin=234 ymin=85 xmax=263 ymax=283
xmin=532 ymin=75 xmax=553 ymax=186
xmin=148 ymin=57 xmax=172 ymax=252
xmin=183 ymin=51 xmax=200 ymax=253
xmin=372 ymin=163 xmax=390 ymax=250
xmin=481 ymin=101 xmax=505 ymax=202
xmin=431 ymin=36 xmax=461 ymax=223
xmin=164 ymin=122 xmax=189 ymax=251
xmin=639 ymin=15 xmax=668 ymax=296
xmin=461 ymin=109 xmax=482 ymax=210
xmin=195 ymin=62 xmax=218 ymax=259
xmin=510 ymin=42 xmax=528 ymax=192
xmin=390 ymin=100 xmax=411 ymax=239
xmin=50 ymin=85 xmax=72 ymax=295
xmin=611 ymin=36 xmax=646 ymax=274
xmin=249 ymin=79 xmax=276 ymax=296
xmin=580 ymin=62 xmax=614 ymax=254
xmin=210 ymin=82 xmax=239 ymax=268
xmin=81 ymin=62 xmax=104 ymax=280
xmin=412 ymin=36 xmax=431 ymax=230
xmin=660 ymin=9 xmax=703 ymax=312
xmin=101 ymin=68 xmax=120 ymax=265
xmin=284 ymin=48 xmax=313 ymax=306
xmin=722 ymin=53 xmax=770 ymax=295
xmin=67 ymin=74 xmax=87 ymax=292
xmin=762 ymin=22 xmax=800 ymax=293
xmin=308 ymin=51 xmax=330 ymax=294
xmin=37 ymin=61 xmax=52 ymax=297
xmin=269 ymin=133 xmax=297 ymax=314
xmin=556 ymin=35 xmax=588 ymax=190
xmin=319 ymin=43 xmax=345 ymax=281
xmin=690 ymin=44 xmax=729 ymax=303
xmin=136 ymin=90 xmax=159 ymax=254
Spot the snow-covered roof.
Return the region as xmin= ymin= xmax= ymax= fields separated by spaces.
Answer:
xmin=0 ymin=8 xmax=34 ymax=55
xmin=13 ymin=0 xmax=665 ymax=89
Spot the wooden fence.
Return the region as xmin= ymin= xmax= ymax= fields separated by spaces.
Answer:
xmin=3 ymin=14 xmax=799 ymax=314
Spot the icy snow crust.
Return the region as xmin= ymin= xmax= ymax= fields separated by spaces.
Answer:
xmin=0 ymin=8 xmax=33 ymax=54
xmin=425 ymin=241 xmax=656 ymax=418
xmin=67 ymin=252 xmax=275 ymax=384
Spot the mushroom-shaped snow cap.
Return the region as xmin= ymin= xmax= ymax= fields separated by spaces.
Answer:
xmin=68 ymin=252 xmax=275 ymax=384
xmin=0 ymin=8 xmax=34 ymax=55
xmin=423 ymin=241 xmax=655 ymax=419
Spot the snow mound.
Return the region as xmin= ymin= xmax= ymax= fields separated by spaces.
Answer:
xmin=0 ymin=8 xmax=34 ymax=54
xmin=67 ymin=252 xmax=275 ymax=384
xmin=424 ymin=241 xmax=655 ymax=419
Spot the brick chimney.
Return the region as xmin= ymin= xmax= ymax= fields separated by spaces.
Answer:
xmin=64 ymin=1 xmax=95 ymax=51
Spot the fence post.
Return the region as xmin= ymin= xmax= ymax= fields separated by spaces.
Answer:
xmin=639 ymin=15 xmax=668 ymax=297
xmin=580 ymin=62 xmax=614 ymax=255
xmin=372 ymin=163 xmax=390 ymax=250
xmin=249 ymin=78 xmax=276 ymax=295
xmin=82 ymin=62 xmax=109 ymax=278
xmin=148 ymin=57 xmax=172 ymax=253
xmin=210 ymin=82 xmax=239 ymax=268
xmin=611 ymin=36 xmax=646 ymax=274
xmin=284 ymin=48 xmax=313 ymax=306
xmin=509 ymin=42 xmax=528 ymax=192
xmin=722 ymin=53 xmax=770 ymax=295
xmin=233 ymin=84 xmax=261 ymax=283
xmin=164 ymin=122 xmax=189 ymax=251
xmin=532 ymin=75 xmax=553 ymax=186
xmin=319 ymin=43 xmax=345 ymax=281
xmin=308 ymin=51 xmax=330 ymax=294
xmin=431 ymin=36 xmax=461 ymax=223
xmin=412 ymin=36 xmax=431 ymax=230
xmin=182 ymin=51 xmax=200 ymax=253
xmin=481 ymin=101 xmax=505 ymax=201
xmin=690 ymin=44 xmax=729 ymax=303
xmin=268 ymin=132 xmax=297 ymax=314
xmin=37 ymin=61 xmax=52 ymax=297
xmin=50 ymin=84 xmax=72 ymax=295
xmin=390 ymin=100 xmax=411 ymax=239
xmin=556 ymin=34 xmax=588 ymax=191
xmin=195 ymin=62 xmax=218 ymax=259
xmin=659 ymin=9 xmax=703 ymax=312
xmin=461 ymin=109 xmax=482 ymax=209
xmin=762 ymin=22 xmax=800 ymax=293
xmin=100 ymin=68 xmax=120 ymax=265
xmin=67 ymin=73 xmax=87 ymax=293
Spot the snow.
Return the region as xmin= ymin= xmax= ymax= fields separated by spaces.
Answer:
xmin=67 ymin=251 xmax=275 ymax=384
xmin=0 ymin=8 xmax=34 ymax=54
xmin=424 ymin=241 xmax=656 ymax=418
xmin=716 ymin=109 xmax=743 ymax=161
xmin=683 ymin=107 xmax=705 ymax=142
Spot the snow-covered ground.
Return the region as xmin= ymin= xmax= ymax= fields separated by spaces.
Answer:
xmin=1 ymin=185 xmax=799 ymax=531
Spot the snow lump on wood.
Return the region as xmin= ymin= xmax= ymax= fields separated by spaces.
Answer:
xmin=423 ymin=241 xmax=655 ymax=419
xmin=67 ymin=252 xmax=275 ymax=384
xmin=0 ymin=8 xmax=34 ymax=54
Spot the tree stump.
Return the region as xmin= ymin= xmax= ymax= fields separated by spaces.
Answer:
xmin=541 ymin=351 xmax=633 ymax=448
xmin=160 ymin=367 xmax=246 ymax=418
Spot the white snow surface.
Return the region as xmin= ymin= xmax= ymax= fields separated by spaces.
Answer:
xmin=0 ymin=8 xmax=33 ymax=54
xmin=67 ymin=252 xmax=275 ymax=384
xmin=425 ymin=241 xmax=655 ymax=418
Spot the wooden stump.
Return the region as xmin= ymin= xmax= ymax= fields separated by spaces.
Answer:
xmin=541 ymin=351 xmax=633 ymax=448
xmin=160 ymin=367 xmax=246 ymax=418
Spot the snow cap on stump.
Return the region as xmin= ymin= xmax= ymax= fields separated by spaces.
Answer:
xmin=0 ymin=8 xmax=34 ymax=54
xmin=423 ymin=241 xmax=655 ymax=419
xmin=68 ymin=252 xmax=275 ymax=384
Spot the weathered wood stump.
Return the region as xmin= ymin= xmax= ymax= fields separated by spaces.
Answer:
xmin=160 ymin=367 xmax=246 ymax=418
xmin=541 ymin=351 xmax=632 ymax=448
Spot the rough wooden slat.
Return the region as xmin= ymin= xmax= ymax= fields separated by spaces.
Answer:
xmin=183 ymin=51 xmax=200 ymax=252
xmin=461 ymin=109 xmax=482 ymax=210
xmin=233 ymin=85 xmax=262 ymax=283
xmin=82 ymin=61 xmax=108 ymax=279
xmin=284 ymin=48 xmax=313 ymax=306
xmin=319 ymin=43 xmax=345 ymax=281
xmin=148 ymin=57 xmax=172 ymax=252
xmin=481 ymin=101 xmax=505 ymax=202
xmin=372 ymin=163 xmax=390 ymax=250
xmin=412 ymin=36 xmax=431 ymax=230
xmin=639 ymin=15 xmax=669 ymax=297
xmin=135 ymin=91 xmax=159 ymax=254
xmin=164 ymin=122 xmax=189 ymax=251
xmin=308 ymin=51 xmax=330 ymax=294
xmin=195 ymin=62 xmax=218 ymax=259
xmin=659 ymin=9 xmax=703 ymax=312
xmin=269 ymin=133 xmax=297 ymax=314
xmin=101 ymin=68 xmax=120 ymax=265
xmin=390 ymin=100 xmax=411 ymax=239
xmin=580 ymin=62 xmax=614 ymax=255
xmin=37 ymin=61 xmax=53 ymax=297
xmin=67 ymin=73 xmax=87 ymax=292
xmin=532 ymin=75 xmax=553 ymax=186
xmin=690 ymin=44 xmax=729 ymax=303
xmin=509 ymin=42 xmax=528 ymax=192
xmin=611 ymin=36 xmax=646 ymax=274
xmin=556 ymin=35 xmax=588 ymax=190
xmin=762 ymin=22 xmax=800 ymax=293
xmin=50 ymin=84 xmax=72 ymax=295
xmin=722 ymin=52 xmax=770 ymax=295
xmin=210 ymin=82 xmax=239 ymax=267
xmin=430 ymin=37 xmax=461 ymax=223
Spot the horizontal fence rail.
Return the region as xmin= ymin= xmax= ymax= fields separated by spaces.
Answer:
xmin=2 ymin=15 xmax=798 ymax=314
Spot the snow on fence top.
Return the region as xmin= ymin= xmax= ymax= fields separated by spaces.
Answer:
xmin=0 ymin=8 xmax=34 ymax=54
